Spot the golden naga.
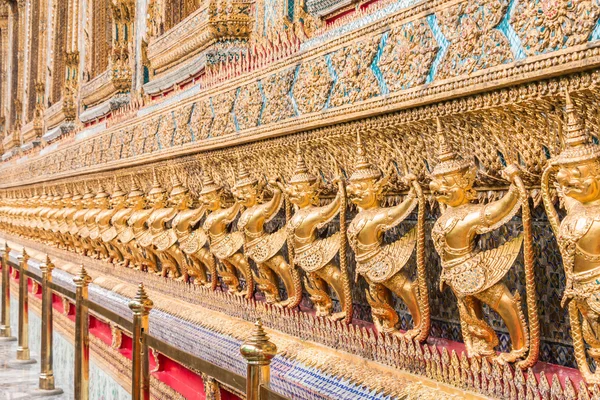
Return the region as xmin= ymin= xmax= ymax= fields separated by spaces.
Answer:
xmin=97 ymin=178 xmax=126 ymax=264
xmin=541 ymin=92 xmax=600 ymax=382
xmin=430 ymin=118 xmax=538 ymax=366
xmin=234 ymin=162 xmax=302 ymax=307
xmin=118 ymin=178 xmax=150 ymax=270
xmin=283 ymin=146 xmax=353 ymax=321
xmin=86 ymin=183 xmax=110 ymax=260
xmin=201 ymin=171 xmax=254 ymax=298
xmin=137 ymin=169 xmax=184 ymax=278
xmin=346 ymin=134 xmax=430 ymax=340
xmin=168 ymin=174 xmax=217 ymax=288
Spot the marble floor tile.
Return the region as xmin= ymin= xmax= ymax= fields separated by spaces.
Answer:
xmin=0 ymin=339 xmax=71 ymax=399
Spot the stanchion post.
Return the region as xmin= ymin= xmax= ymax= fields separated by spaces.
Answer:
xmin=13 ymin=249 xmax=35 ymax=364
xmin=73 ymin=265 xmax=91 ymax=400
xmin=0 ymin=243 xmax=15 ymax=341
xmin=35 ymin=256 xmax=63 ymax=395
xmin=240 ymin=319 xmax=277 ymax=400
xmin=129 ymin=283 xmax=153 ymax=400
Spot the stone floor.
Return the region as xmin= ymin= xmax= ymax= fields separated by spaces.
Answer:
xmin=0 ymin=339 xmax=71 ymax=400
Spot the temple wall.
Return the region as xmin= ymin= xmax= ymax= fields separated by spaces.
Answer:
xmin=2 ymin=0 xmax=600 ymax=398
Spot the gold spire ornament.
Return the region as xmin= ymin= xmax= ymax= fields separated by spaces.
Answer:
xmin=234 ymin=159 xmax=258 ymax=189
xmin=289 ymin=144 xmax=317 ymax=184
xmin=200 ymin=170 xmax=223 ymax=195
xmin=541 ymin=91 xmax=600 ymax=383
xmin=148 ymin=168 xmax=166 ymax=196
xmin=431 ymin=117 xmax=474 ymax=178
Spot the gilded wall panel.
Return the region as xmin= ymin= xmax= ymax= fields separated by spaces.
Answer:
xmin=379 ymin=19 xmax=438 ymax=92
xmin=99 ymin=133 xmax=114 ymax=164
xmin=173 ymin=104 xmax=194 ymax=146
xmin=328 ymin=36 xmax=381 ymax=108
xmin=89 ymin=137 xmax=103 ymax=166
xmin=157 ymin=112 xmax=176 ymax=149
xmin=260 ymin=68 xmax=296 ymax=125
xmin=291 ymin=58 xmax=333 ymax=114
xmin=145 ymin=118 xmax=161 ymax=153
xmin=210 ymin=90 xmax=237 ymax=137
xmin=190 ymin=99 xmax=214 ymax=140
xmin=436 ymin=0 xmax=513 ymax=80
xmin=233 ymin=83 xmax=262 ymax=130
xmin=130 ymin=124 xmax=146 ymax=157
xmin=4 ymin=0 xmax=600 ymax=186
xmin=120 ymin=128 xmax=134 ymax=159
xmin=511 ymin=0 xmax=600 ymax=57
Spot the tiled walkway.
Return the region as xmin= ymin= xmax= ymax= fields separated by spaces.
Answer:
xmin=0 ymin=338 xmax=71 ymax=399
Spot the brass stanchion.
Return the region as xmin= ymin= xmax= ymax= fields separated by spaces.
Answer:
xmin=34 ymin=256 xmax=63 ymax=396
xmin=129 ymin=283 xmax=153 ymax=400
xmin=240 ymin=319 xmax=277 ymax=400
xmin=10 ymin=250 xmax=36 ymax=365
xmin=73 ymin=265 xmax=91 ymax=400
xmin=0 ymin=243 xmax=15 ymax=341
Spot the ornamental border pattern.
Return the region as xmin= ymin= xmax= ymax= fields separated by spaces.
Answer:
xmin=4 ymin=67 xmax=600 ymax=192
xmin=3 ymin=0 xmax=600 ymax=187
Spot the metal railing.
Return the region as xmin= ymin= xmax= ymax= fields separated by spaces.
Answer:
xmin=0 ymin=244 xmax=287 ymax=400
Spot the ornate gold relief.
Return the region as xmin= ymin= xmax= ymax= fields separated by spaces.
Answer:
xmin=329 ymin=36 xmax=380 ymax=108
xmin=233 ymin=83 xmax=262 ymax=130
xmin=210 ymin=90 xmax=236 ymax=137
xmin=379 ymin=19 xmax=437 ymax=92
xmin=190 ymin=99 xmax=213 ymax=140
xmin=292 ymin=58 xmax=333 ymax=114
xmin=260 ymin=68 xmax=296 ymax=125
xmin=234 ymin=162 xmax=301 ymax=307
xmin=282 ymin=146 xmax=353 ymax=321
xmin=512 ymin=0 xmax=600 ymax=56
xmin=200 ymin=171 xmax=254 ymax=297
xmin=436 ymin=0 xmax=512 ymax=79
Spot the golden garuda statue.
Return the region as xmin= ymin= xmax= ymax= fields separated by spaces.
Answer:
xmin=58 ymin=187 xmax=79 ymax=252
xmin=87 ymin=182 xmax=110 ymax=260
xmin=117 ymin=178 xmax=150 ymax=270
xmin=430 ymin=117 xmax=538 ymax=366
xmin=234 ymin=162 xmax=302 ymax=307
xmin=542 ymin=92 xmax=600 ymax=383
xmin=38 ymin=188 xmax=56 ymax=245
xmin=75 ymin=184 xmax=101 ymax=257
xmin=346 ymin=133 xmax=430 ymax=340
xmin=136 ymin=169 xmax=183 ymax=278
xmin=283 ymin=146 xmax=352 ymax=321
xmin=98 ymin=178 xmax=127 ymax=264
xmin=70 ymin=183 xmax=94 ymax=255
xmin=201 ymin=171 xmax=254 ymax=298
xmin=50 ymin=187 xmax=70 ymax=249
xmin=168 ymin=174 xmax=217 ymax=288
